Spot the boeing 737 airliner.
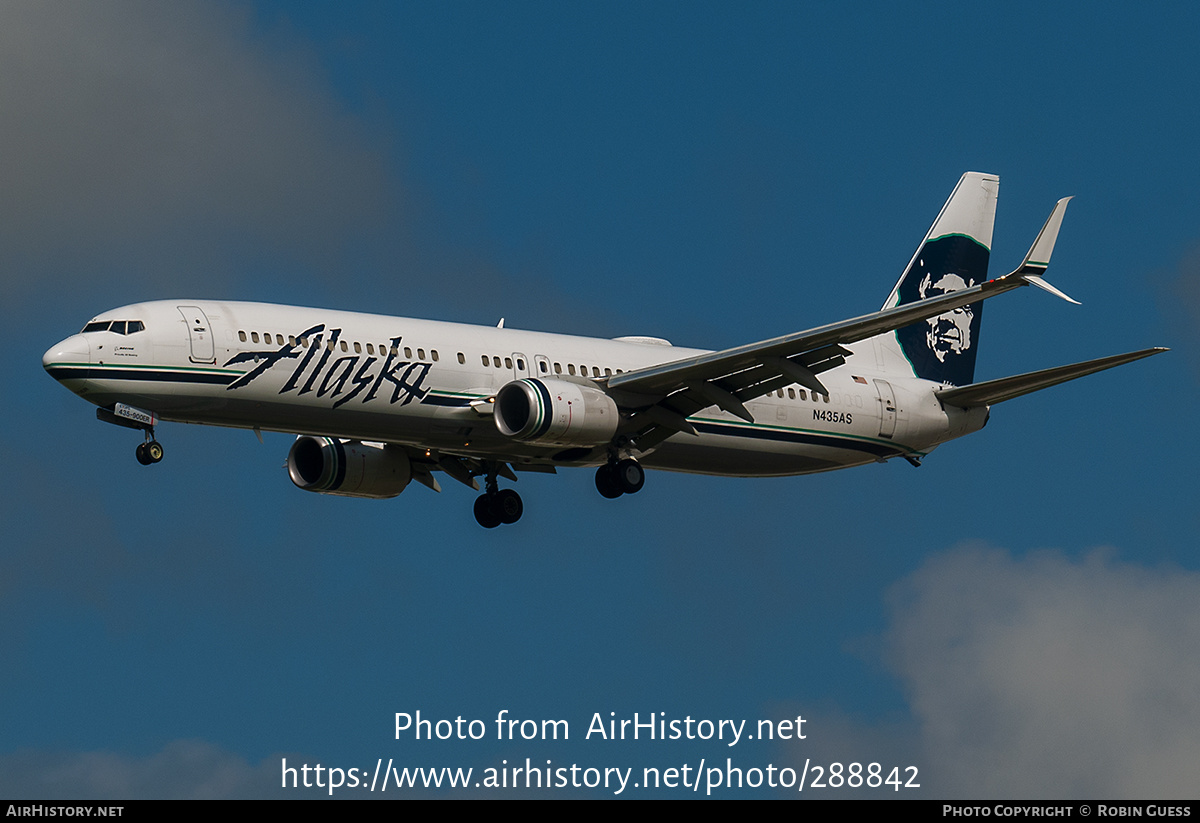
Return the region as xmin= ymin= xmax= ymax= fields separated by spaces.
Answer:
xmin=44 ymin=173 xmax=1165 ymax=527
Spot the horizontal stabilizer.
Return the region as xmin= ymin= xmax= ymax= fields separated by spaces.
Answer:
xmin=936 ymin=348 xmax=1167 ymax=407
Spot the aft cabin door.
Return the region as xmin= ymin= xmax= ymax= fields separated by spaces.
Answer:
xmin=874 ymin=378 xmax=897 ymax=439
xmin=178 ymin=305 xmax=215 ymax=364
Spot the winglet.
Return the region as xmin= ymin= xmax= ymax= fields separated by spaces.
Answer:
xmin=1010 ymin=196 xmax=1080 ymax=304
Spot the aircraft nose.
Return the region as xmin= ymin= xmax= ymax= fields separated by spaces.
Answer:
xmin=43 ymin=334 xmax=90 ymax=381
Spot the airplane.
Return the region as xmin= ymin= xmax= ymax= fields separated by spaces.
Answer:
xmin=43 ymin=172 xmax=1165 ymax=528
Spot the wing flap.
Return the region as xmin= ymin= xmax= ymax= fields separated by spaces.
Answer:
xmin=936 ymin=348 xmax=1167 ymax=407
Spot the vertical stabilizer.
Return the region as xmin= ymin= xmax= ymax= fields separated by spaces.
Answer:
xmin=877 ymin=172 xmax=998 ymax=386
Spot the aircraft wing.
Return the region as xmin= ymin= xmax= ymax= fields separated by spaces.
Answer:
xmin=603 ymin=197 xmax=1081 ymax=449
xmin=611 ymin=273 xmax=1032 ymax=396
xmin=604 ymin=270 xmax=1042 ymax=447
xmin=935 ymin=348 xmax=1167 ymax=408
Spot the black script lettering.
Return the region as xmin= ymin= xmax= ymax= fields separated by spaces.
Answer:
xmin=318 ymin=355 xmax=359 ymax=399
xmin=299 ymin=328 xmax=343 ymax=396
xmin=280 ymin=325 xmax=327 ymax=394
xmin=224 ymin=323 xmax=323 ymax=390
xmin=332 ymin=357 xmax=379 ymax=409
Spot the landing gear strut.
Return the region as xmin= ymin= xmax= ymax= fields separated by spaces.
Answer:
xmin=473 ymin=470 xmax=523 ymax=528
xmin=595 ymin=457 xmax=644 ymax=498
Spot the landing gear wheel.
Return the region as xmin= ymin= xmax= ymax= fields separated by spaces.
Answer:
xmin=494 ymin=488 xmax=523 ymax=524
xmin=474 ymin=494 xmax=502 ymax=529
xmin=135 ymin=438 xmax=163 ymax=466
xmin=615 ymin=458 xmax=644 ymax=494
xmin=595 ymin=464 xmax=624 ymax=498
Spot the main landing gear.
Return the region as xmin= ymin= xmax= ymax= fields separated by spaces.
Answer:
xmin=473 ymin=473 xmax=523 ymax=529
xmin=595 ymin=458 xmax=644 ymax=499
xmin=135 ymin=434 xmax=164 ymax=465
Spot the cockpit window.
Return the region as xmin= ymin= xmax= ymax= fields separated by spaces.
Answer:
xmin=81 ymin=320 xmax=146 ymax=334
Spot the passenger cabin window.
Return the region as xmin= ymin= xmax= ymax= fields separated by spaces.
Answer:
xmin=432 ymin=350 xmax=439 ymax=362
xmin=405 ymin=347 xmax=413 ymax=358
xmin=539 ymin=361 xmax=548 ymax=373
xmin=418 ymin=348 xmax=426 ymax=360
xmin=504 ymin=357 xmax=512 ymax=369
xmin=481 ymin=355 xmax=489 ymax=366
xmin=251 ymin=332 xmax=260 ymax=343
xmin=458 ymin=352 xmax=466 ymax=364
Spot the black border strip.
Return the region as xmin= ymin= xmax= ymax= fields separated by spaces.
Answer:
xmin=46 ymin=366 xmax=236 ymax=386
xmin=693 ymin=421 xmax=902 ymax=458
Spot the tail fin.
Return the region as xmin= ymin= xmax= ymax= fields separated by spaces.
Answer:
xmin=878 ymin=172 xmax=999 ymax=386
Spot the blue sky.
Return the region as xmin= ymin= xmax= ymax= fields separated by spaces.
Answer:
xmin=2 ymin=1 xmax=1198 ymax=798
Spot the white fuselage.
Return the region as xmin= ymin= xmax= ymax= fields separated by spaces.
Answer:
xmin=43 ymin=300 xmax=989 ymax=477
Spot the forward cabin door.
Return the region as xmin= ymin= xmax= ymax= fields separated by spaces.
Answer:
xmin=178 ymin=305 xmax=215 ymax=364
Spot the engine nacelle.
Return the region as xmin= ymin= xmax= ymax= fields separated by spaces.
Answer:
xmin=287 ymin=436 xmax=412 ymax=499
xmin=494 ymin=378 xmax=619 ymax=447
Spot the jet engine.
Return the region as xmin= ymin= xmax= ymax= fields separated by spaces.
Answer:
xmin=494 ymin=378 xmax=619 ymax=447
xmin=287 ymin=436 xmax=412 ymax=499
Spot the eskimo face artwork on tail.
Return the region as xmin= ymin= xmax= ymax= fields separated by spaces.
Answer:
xmin=894 ymin=234 xmax=990 ymax=387
xmin=922 ymin=272 xmax=973 ymax=358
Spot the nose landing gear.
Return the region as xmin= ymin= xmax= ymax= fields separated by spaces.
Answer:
xmin=96 ymin=404 xmax=164 ymax=466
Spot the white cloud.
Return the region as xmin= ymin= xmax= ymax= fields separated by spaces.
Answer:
xmin=0 ymin=740 xmax=285 ymax=799
xmin=0 ymin=0 xmax=394 ymax=298
xmin=772 ymin=545 xmax=1200 ymax=798
xmin=885 ymin=544 xmax=1200 ymax=798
